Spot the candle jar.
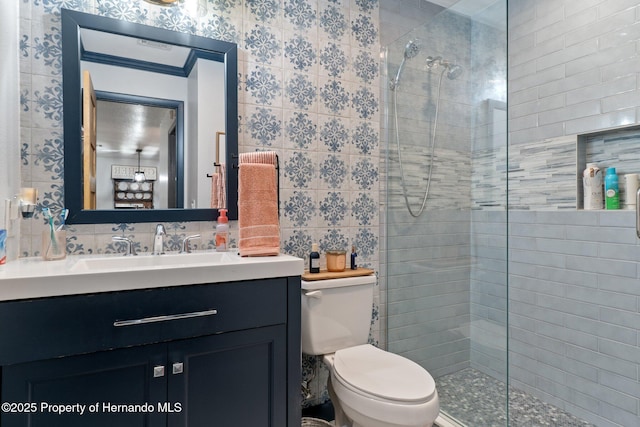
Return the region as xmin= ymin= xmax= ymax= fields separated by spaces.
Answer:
xmin=326 ymin=250 xmax=346 ymax=272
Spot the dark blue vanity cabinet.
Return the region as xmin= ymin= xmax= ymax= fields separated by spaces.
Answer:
xmin=0 ymin=277 xmax=301 ymax=427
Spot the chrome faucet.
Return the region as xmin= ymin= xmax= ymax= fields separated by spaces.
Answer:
xmin=112 ymin=236 xmax=137 ymax=256
xmin=180 ymin=234 xmax=201 ymax=254
xmin=152 ymin=224 xmax=166 ymax=255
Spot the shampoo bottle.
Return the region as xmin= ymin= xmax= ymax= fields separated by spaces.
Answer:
xmin=604 ymin=168 xmax=620 ymax=210
xmin=215 ymin=209 xmax=229 ymax=251
xmin=309 ymin=243 xmax=320 ymax=273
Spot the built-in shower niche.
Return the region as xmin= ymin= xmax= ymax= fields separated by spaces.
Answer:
xmin=576 ymin=124 xmax=640 ymax=210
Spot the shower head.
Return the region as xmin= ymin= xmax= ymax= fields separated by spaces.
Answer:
xmin=403 ymin=40 xmax=420 ymax=59
xmin=390 ymin=40 xmax=420 ymax=90
xmin=446 ymin=64 xmax=463 ymax=80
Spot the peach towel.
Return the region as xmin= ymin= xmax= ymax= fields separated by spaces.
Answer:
xmin=238 ymin=156 xmax=279 ymax=257
xmin=210 ymin=164 xmax=226 ymax=209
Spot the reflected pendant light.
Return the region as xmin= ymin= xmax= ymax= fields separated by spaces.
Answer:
xmin=143 ymin=0 xmax=180 ymax=6
xmin=134 ymin=149 xmax=146 ymax=182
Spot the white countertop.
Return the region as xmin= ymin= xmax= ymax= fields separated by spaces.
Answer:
xmin=0 ymin=251 xmax=304 ymax=301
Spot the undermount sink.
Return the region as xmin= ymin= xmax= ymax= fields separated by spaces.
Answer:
xmin=70 ymin=251 xmax=234 ymax=272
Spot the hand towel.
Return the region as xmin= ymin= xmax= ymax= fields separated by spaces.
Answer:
xmin=238 ymin=153 xmax=279 ymax=257
xmin=209 ymin=164 xmax=226 ymax=210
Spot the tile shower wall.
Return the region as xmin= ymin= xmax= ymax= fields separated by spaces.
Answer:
xmin=18 ymin=0 xmax=380 ymax=407
xmin=384 ymin=6 xmax=508 ymax=381
xmin=508 ymin=0 xmax=640 ymax=425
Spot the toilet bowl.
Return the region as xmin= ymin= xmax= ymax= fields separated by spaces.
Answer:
xmin=301 ymin=275 xmax=439 ymax=427
xmin=324 ymin=345 xmax=439 ymax=427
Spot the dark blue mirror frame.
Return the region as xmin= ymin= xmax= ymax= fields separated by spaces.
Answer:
xmin=61 ymin=8 xmax=238 ymax=224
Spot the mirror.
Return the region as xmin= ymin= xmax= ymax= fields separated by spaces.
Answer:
xmin=62 ymin=9 xmax=238 ymax=224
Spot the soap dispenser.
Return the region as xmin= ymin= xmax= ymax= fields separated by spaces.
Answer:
xmin=216 ymin=209 xmax=229 ymax=251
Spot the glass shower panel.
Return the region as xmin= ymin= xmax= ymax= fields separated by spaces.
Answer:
xmin=383 ymin=1 xmax=507 ymax=426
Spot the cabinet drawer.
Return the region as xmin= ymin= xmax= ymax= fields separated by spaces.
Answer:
xmin=0 ymin=278 xmax=287 ymax=365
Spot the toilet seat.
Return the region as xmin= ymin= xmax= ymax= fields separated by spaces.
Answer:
xmin=332 ymin=344 xmax=436 ymax=404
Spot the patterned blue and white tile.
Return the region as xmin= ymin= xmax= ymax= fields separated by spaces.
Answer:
xmin=283 ymin=70 xmax=318 ymax=112
xmin=318 ymin=114 xmax=350 ymax=153
xmin=30 ymin=128 xmax=64 ymax=183
xmin=283 ymin=0 xmax=317 ymax=32
xmin=348 ymin=7 xmax=379 ymax=50
xmin=349 ymin=154 xmax=379 ymax=191
xmin=283 ymin=29 xmax=318 ymax=75
xmin=350 ymin=83 xmax=379 ymax=120
xmin=20 ymin=18 xmax=32 ymax=75
xmin=282 ymin=149 xmax=318 ymax=190
xmin=244 ymin=0 xmax=283 ymax=27
xmin=318 ymin=38 xmax=350 ymax=80
xmin=242 ymin=104 xmax=285 ymax=148
xmin=351 ymin=47 xmax=379 ymax=86
xmin=31 ymin=74 xmax=62 ymax=129
xmin=281 ymin=189 xmax=318 ymax=229
xmin=317 ymin=76 xmax=351 ymax=117
xmin=243 ymin=62 xmax=284 ymax=107
xmin=349 ymin=118 xmax=379 ymax=155
xmin=317 ymin=152 xmax=349 ymax=191
xmin=243 ymin=21 xmax=283 ymax=67
xmin=30 ymin=12 xmax=62 ymax=77
xmin=317 ymin=190 xmax=350 ymax=227
xmin=318 ymin=1 xmax=350 ymax=45
xmin=283 ymin=109 xmax=318 ymax=152
xmin=20 ymin=72 xmax=33 ymax=129
xmin=349 ymin=190 xmax=378 ymax=227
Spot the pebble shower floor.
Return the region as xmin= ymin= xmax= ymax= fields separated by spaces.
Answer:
xmin=436 ymin=368 xmax=596 ymax=427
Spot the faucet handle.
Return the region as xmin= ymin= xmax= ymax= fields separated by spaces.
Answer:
xmin=112 ymin=236 xmax=137 ymax=256
xmin=180 ymin=234 xmax=201 ymax=254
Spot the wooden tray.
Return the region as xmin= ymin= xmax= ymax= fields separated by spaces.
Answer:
xmin=302 ymin=267 xmax=374 ymax=281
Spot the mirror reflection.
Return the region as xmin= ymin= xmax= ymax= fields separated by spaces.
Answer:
xmin=62 ymin=9 xmax=239 ymax=224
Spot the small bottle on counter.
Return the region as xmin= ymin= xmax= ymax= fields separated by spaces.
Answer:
xmin=309 ymin=243 xmax=320 ymax=273
xmin=215 ymin=209 xmax=229 ymax=251
xmin=583 ymin=163 xmax=603 ymax=210
xmin=604 ymin=167 xmax=620 ymax=210
xmin=350 ymin=245 xmax=357 ymax=270
xmin=0 ymin=229 xmax=6 ymax=266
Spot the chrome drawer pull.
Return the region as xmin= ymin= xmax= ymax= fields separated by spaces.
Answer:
xmin=114 ymin=309 xmax=218 ymax=327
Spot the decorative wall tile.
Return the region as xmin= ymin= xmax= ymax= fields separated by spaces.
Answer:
xmin=283 ymin=71 xmax=318 ymax=111
xmin=284 ymin=110 xmax=317 ymax=150
xmin=244 ymin=63 xmax=283 ymax=106
xmin=318 ymin=115 xmax=349 ymax=152
xmin=19 ymin=0 xmax=381 ymax=409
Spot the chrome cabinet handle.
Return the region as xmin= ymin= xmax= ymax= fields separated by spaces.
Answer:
xmin=153 ymin=366 xmax=165 ymax=378
xmin=172 ymin=362 xmax=184 ymax=375
xmin=114 ymin=309 xmax=218 ymax=327
xmin=636 ymin=189 xmax=640 ymax=238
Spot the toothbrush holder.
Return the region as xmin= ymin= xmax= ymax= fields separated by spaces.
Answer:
xmin=42 ymin=230 xmax=66 ymax=261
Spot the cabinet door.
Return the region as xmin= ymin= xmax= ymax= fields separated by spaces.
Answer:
xmin=1 ymin=344 xmax=167 ymax=427
xmin=167 ymin=325 xmax=287 ymax=427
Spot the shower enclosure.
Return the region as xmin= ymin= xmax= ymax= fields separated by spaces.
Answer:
xmin=382 ymin=1 xmax=508 ymax=425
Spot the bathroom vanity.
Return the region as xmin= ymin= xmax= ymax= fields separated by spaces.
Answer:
xmin=0 ymin=252 xmax=303 ymax=427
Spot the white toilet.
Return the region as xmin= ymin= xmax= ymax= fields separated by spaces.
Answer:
xmin=301 ymin=275 xmax=439 ymax=427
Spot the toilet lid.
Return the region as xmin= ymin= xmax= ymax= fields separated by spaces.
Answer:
xmin=333 ymin=344 xmax=436 ymax=403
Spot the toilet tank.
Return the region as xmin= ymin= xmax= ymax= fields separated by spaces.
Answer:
xmin=301 ymin=275 xmax=376 ymax=355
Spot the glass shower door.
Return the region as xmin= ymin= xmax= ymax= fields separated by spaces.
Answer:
xmin=382 ymin=1 xmax=507 ymax=426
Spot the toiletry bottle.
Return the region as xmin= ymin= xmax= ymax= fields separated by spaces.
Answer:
xmin=350 ymin=245 xmax=357 ymax=270
xmin=583 ymin=163 xmax=603 ymax=210
xmin=309 ymin=243 xmax=320 ymax=273
xmin=604 ymin=168 xmax=620 ymax=210
xmin=0 ymin=229 xmax=6 ymax=266
xmin=215 ymin=209 xmax=229 ymax=251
